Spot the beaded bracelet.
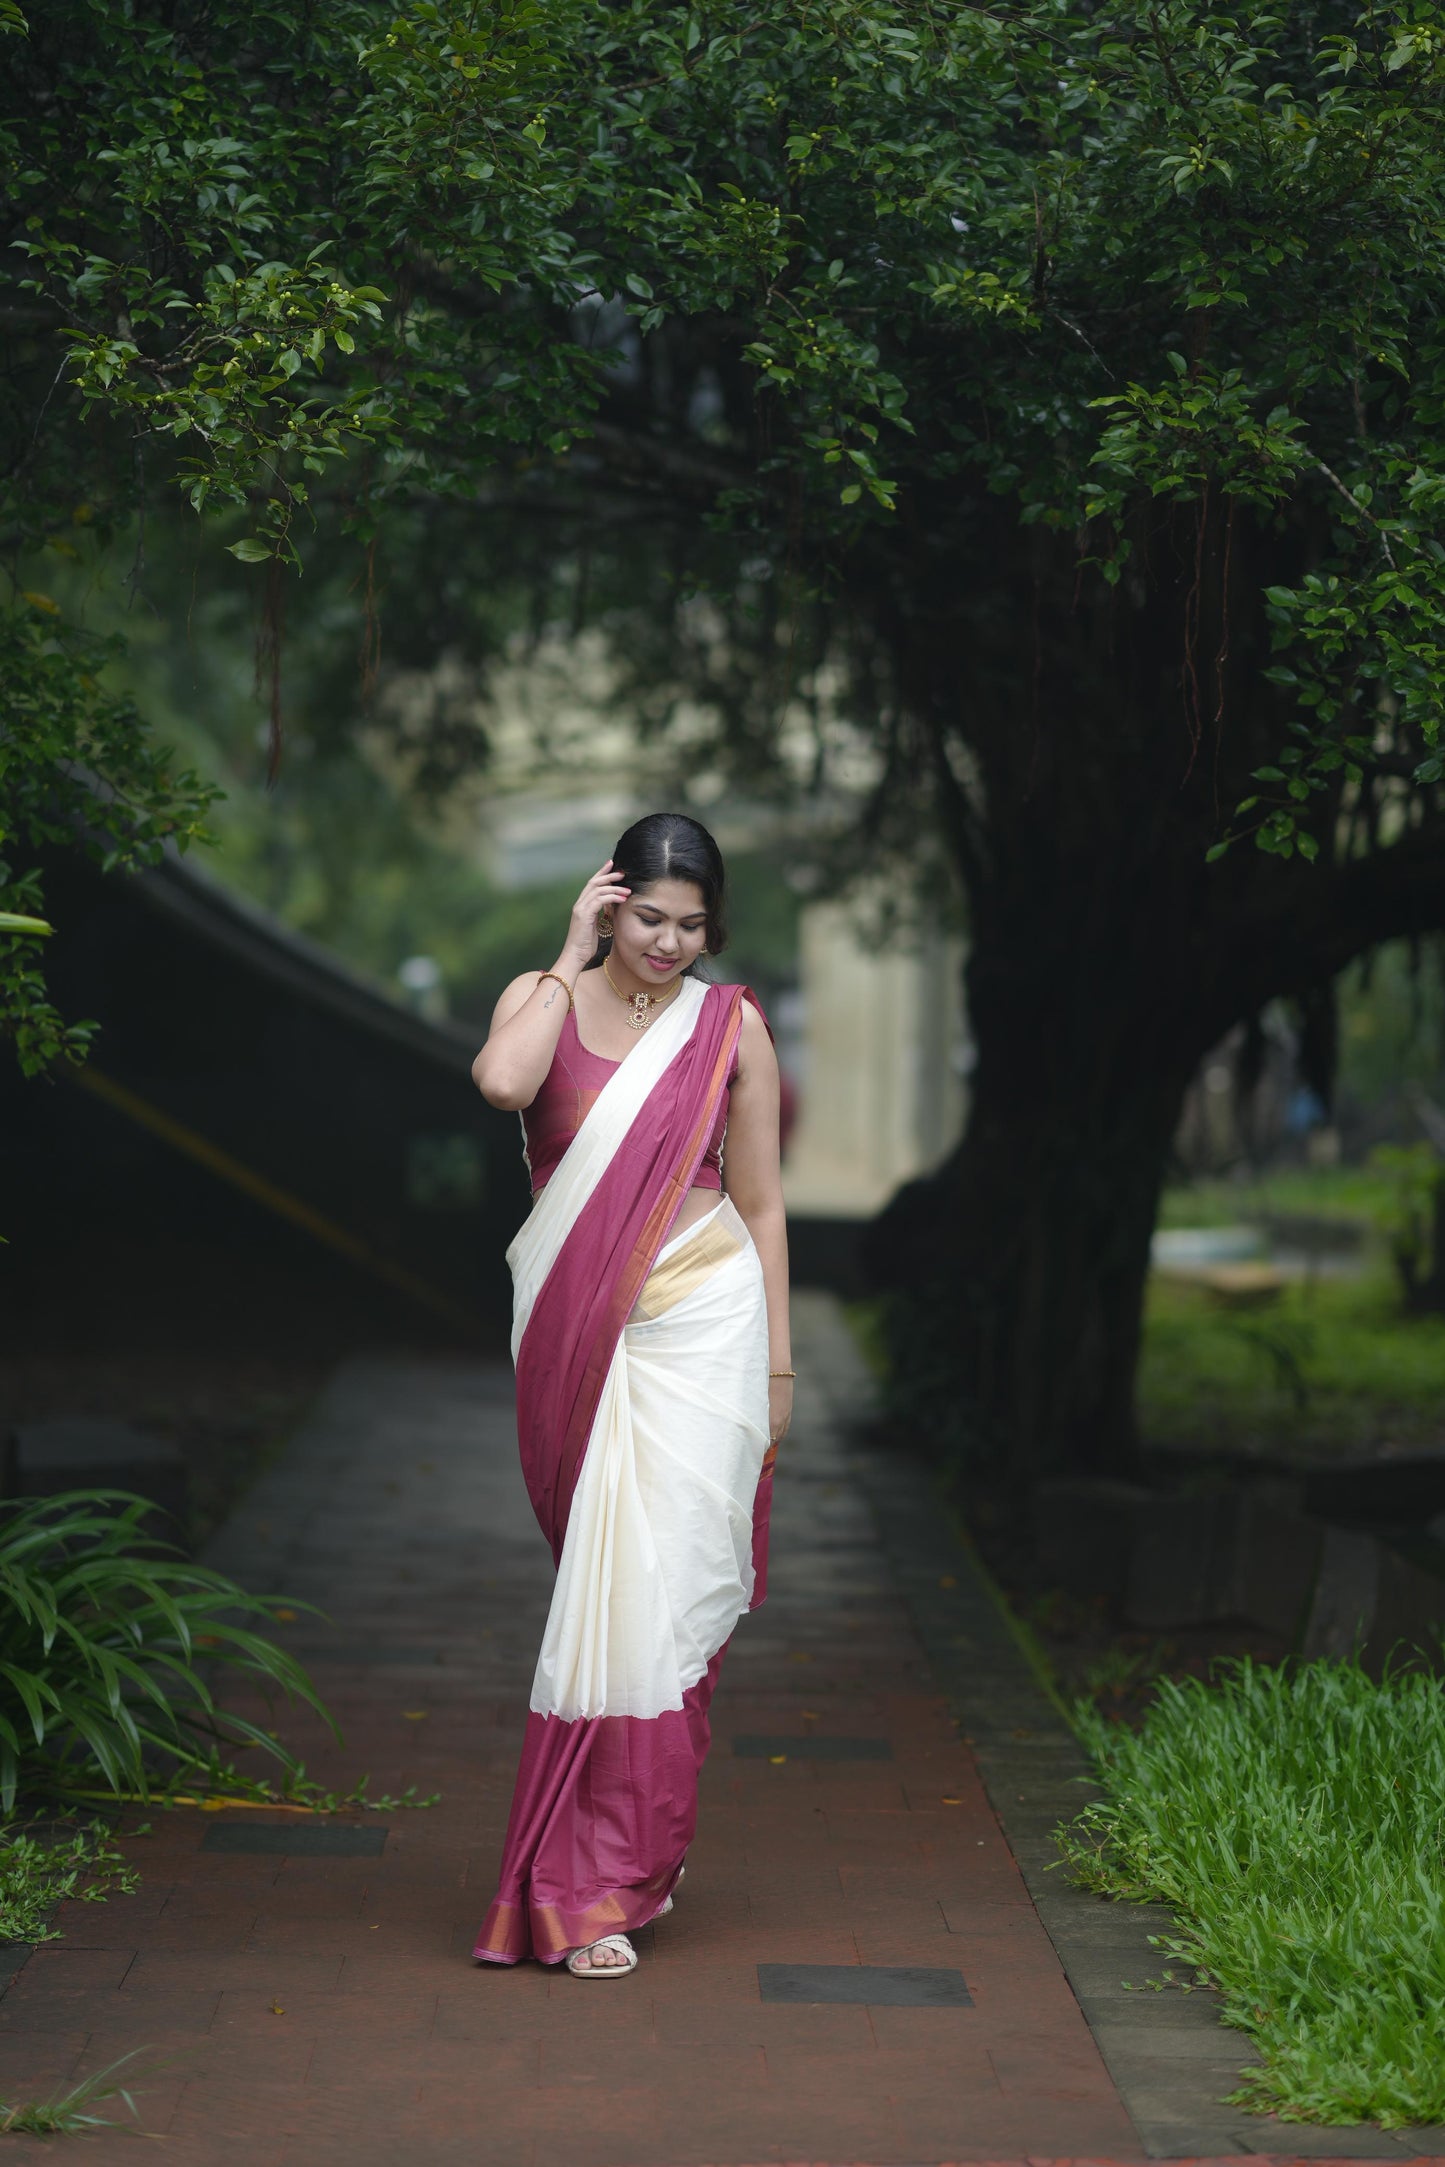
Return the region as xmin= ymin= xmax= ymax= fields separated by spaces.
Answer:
xmin=769 ymin=1369 xmax=797 ymax=1380
xmin=536 ymin=970 xmax=575 ymax=1011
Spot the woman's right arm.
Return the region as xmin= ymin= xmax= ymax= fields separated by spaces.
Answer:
xmin=470 ymin=861 xmax=630 ymax=1110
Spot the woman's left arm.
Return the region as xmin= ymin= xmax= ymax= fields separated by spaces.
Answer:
xmin=723 ymin=1000 xmax=793 ymax=1446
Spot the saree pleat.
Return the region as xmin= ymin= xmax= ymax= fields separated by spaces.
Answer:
xmin=474 ymin=983 xmax=772 ymax=1966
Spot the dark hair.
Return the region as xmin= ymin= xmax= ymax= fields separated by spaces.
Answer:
xmin=591 ymin=812 xmax=728 ymax=972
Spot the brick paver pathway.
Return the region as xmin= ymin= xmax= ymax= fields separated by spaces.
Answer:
xmin=1 ymin=1300 xmax=1437 ymax=2166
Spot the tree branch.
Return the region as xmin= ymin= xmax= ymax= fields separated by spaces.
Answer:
xmin=1222 ymin=826 xmax=1445 ymax=1021
xmin=1315 ymin=459 xmax=1396 ymax=568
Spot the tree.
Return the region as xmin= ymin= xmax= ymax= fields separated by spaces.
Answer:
xmin=7 ymin=0 xmax=1445 ymax=1471
xmin=1 ymin=0 xmax=584 ymax=1069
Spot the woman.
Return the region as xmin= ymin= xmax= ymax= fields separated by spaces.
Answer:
xmin=469 ymin=812 xmax=792 ymax=1979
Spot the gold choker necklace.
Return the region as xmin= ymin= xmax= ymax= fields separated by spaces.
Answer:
xmin=603 ymin=956 xmax=682 ymax=1031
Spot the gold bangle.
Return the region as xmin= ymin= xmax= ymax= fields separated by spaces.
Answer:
xmin=536 ymin=970 xmax=574 ymax=1012
xmin=769 ymin=1369 xmax=796 ymax=1379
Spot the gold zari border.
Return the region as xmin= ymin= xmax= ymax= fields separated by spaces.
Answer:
xmin=632 ymin=1196 xmax=745 ymax=1320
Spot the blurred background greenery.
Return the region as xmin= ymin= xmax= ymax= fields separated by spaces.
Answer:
xmin=40 ymin=514 xmax=806 ymax=1029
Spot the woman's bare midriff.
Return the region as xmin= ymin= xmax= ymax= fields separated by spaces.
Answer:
xmin=672 ymin=1183 xmax=723 ymax=1238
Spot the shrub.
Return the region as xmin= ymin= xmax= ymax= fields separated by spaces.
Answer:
xmin=0 ymin=1489 xmax=328 ymax=1810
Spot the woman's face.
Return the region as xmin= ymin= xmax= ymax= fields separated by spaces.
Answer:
xmin=611 ymin=878 xmax=710 ymax=987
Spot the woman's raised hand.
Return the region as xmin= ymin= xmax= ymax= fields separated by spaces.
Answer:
xmin=561 ymin=861 xmax=631 ymax=972
xmin=472 ymin=860 xmax=634 ymax=1110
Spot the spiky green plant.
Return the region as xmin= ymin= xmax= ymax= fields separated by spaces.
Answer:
xmin=0 ymin=1490 xmax=330 ymax=1810
xmin=1058 ymin=1655 xmax=1445 ymax=2127
xmin=0 ymin=2051 xmax=154 ymax=2135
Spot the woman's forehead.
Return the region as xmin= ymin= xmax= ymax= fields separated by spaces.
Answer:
xmin=629 ymin=878 xmax=707 ymax=916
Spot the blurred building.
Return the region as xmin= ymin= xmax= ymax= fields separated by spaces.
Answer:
xmin=780 ymin=902 xmax=970 ymax=1218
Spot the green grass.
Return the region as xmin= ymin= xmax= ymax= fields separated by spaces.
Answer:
xmin=1157 ymin=1164 xmax=1399 ymax=1231
xmin=0 ymin=2051 xmax=152 ymax=2135
xmin=1139 ymin=1268 xmax=1445 ymax=1459
xmin=1058 ymin=1658 xmax=1445 ymax=2127
xmin=848 ymin=1165 xmax=1440 ymax=1463
xmin=0 ymin=1821 xmax=138 ymax=1943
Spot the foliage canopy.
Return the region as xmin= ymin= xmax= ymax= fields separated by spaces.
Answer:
xmin=7 ymin=2 xmax=1445 ymax=989
xmin=8 ymin=0 xmax=1445 ymax=1463
xmin=9 ymin=2 xmax=1445 ymax=742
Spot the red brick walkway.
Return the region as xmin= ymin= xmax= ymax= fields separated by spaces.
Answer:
xmin=0 ymin=1331 xmax=1437 ymax=2166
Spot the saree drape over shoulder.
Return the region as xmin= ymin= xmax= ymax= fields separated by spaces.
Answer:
xmin=474 ymin=977 xmax=775 ymax=1965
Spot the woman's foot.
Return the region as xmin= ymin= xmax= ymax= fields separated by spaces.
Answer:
xmin=566 ymin=1934 xmax=637 ymax=1977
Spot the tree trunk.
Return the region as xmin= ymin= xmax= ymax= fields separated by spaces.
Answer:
xmin=869 ymin=926 xmax=1197 ymax=1481
xmin=862 ymin=502 xmax=1288 ymax=1480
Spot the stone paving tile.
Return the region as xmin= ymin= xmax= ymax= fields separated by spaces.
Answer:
xmin=10 ymin=1945 xmax=137 ymax=1992
xmin=0 ymin=2033 xmax=90 ymax=2089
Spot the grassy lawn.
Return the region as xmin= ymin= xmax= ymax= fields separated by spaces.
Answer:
xmin=847 ymin=1165 xmax=1443 ymax=1463
xmin=1139 ymin=1267 xmax=1445 ymax=1461
xmin=1156 ymin=1164 xmax=1398 ymax=1231
xmin=1059 ymin=1658 xmax=1445 ymax=2127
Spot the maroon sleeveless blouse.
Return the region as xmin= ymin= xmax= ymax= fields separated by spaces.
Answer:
xmin=522 ymin=1005 xmax=733 ymax=1197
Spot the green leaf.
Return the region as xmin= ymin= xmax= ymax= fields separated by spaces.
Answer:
xmin=226 ymin=538 xmax=272 ymax=563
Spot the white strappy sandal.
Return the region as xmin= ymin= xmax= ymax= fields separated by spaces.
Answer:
xmin=658 ymin=1864 xmax=686 ymax=1917
xmin=566 ymin=1933 xmax=637 ymax=1979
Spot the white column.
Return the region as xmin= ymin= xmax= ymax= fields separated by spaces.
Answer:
xmin=781 ymin=901 xmax=969 ymax=1217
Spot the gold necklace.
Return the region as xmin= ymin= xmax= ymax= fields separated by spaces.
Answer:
xmin=603 ymin=956 xmax=682 ymax=1031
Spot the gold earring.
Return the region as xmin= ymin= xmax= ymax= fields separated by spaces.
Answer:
xmin=598 ymin=912 xmax=613 ymax=939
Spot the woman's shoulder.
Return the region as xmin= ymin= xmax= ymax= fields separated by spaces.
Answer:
xmin=734 ymin=987 xmax=776 ymax=1067
xmin=699 ymin=977 xmax=771 ymax=1024
xmin=700 ymin=977 xmax=767 ymax=1015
